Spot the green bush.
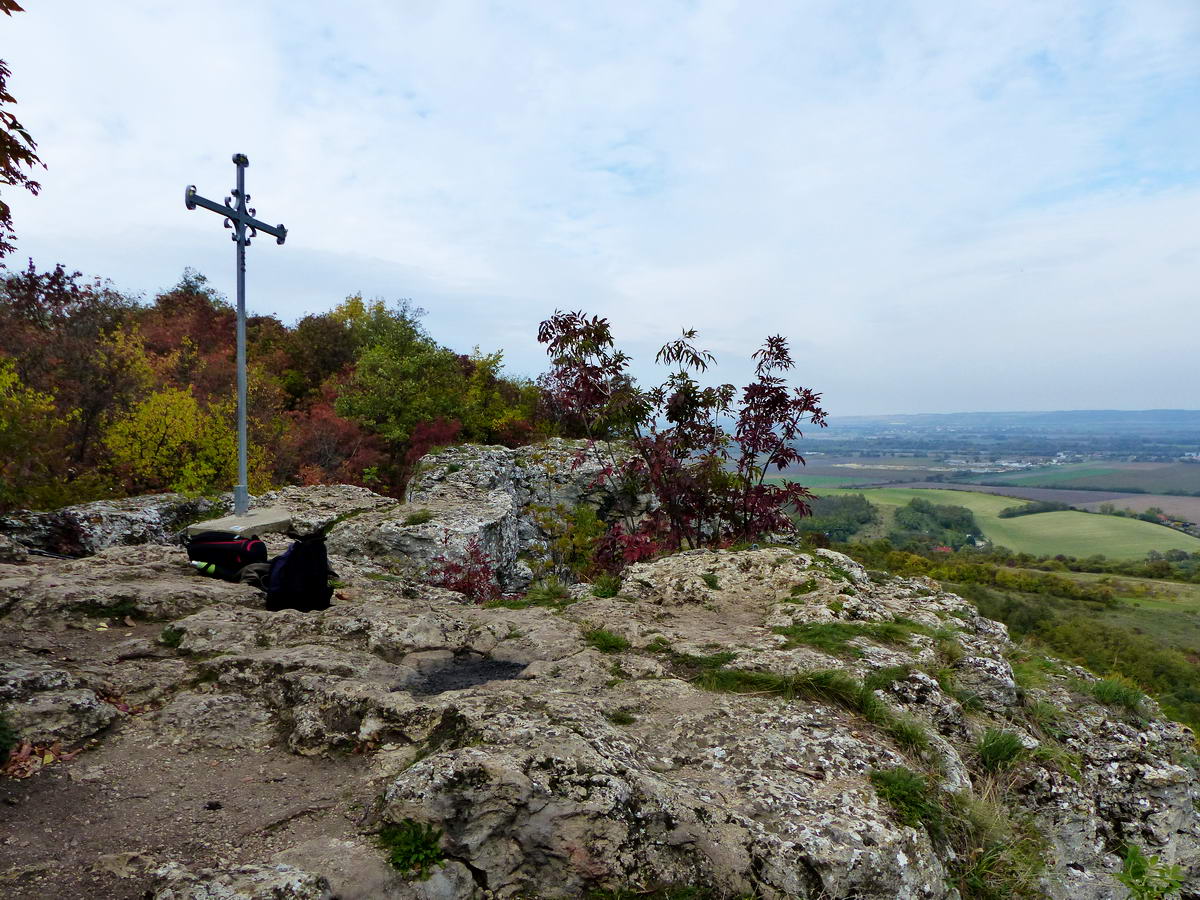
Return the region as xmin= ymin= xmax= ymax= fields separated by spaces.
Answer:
xmin=379 ymin=819 xmax=445 ymax=880
xmin=701 ymin=572 xmax=720 ymax=590
xmin=159 ymin=626 xmax=184 ymax=648
xmin=976 ymin=729 xmax=1026 ymax=773
xmin=1115 ymin=844 xmax=1184 ymax=899
xmin=584 ymin=628 xmax=630 ymax=653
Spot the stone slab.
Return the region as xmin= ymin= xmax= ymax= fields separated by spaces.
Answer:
xmin=185 ymin=506 xmax=292 ymax=538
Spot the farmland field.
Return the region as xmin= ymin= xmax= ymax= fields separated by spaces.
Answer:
xmin=815 ymin=486 xmax=1200 ymax=559
xmin=885 ymin=482 xmax=1131 ymax=506
xmin=764 ymin=474 xmax=873 ymax=488
xmin=978 ymin=461 xmax=1200 ymax=494
xmin=1075 ymin=494 xmax=1200 ymax=522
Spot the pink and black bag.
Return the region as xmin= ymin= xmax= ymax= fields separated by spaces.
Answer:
xmin=185 ymin=531 xmax=268 ymax=580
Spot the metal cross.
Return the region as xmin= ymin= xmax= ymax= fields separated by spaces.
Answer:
xmin=184 ymin=153 xmax=288 ymax=516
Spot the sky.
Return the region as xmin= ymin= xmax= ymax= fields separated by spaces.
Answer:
xmin=3 ymin=1 xmax=1199 ymax=416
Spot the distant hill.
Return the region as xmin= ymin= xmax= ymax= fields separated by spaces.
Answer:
xmin=829 ymin=409 xmax=1200 ymax=435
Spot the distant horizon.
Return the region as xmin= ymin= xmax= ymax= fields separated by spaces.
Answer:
xmin=832 ymin=408 xmax=1200 ymax=419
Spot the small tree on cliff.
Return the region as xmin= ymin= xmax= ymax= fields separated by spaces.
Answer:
xmin=537 ymin=311 xmax=827 ymax=566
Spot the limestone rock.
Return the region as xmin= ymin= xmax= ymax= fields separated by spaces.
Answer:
xmin=152 ymin=862 xmax=333 ymax=900
xmin=5 ymin=485 xmax=1200 ymax=898
xmin=253 ymin=484 xmax=399 ymax=536
xmin=0 ymin=492 xmax=231 ymax=556
xmin=0 ymin=544 xmax=264 ymax=622
xmin=0 ymin=533 xmax=28 ymax=563
xmin=330 ymin=439 xmax=644 ymax=591
xmin=0 ymin=654 xmax=118 ymax=745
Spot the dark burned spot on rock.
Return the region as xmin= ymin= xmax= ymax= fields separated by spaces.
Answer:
xmin=407 ymin=652 xmax=527 ymax=696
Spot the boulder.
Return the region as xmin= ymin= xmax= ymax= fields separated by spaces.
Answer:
xmin=329 ymin=440 xmax=645 ymax=591
xmin=0 ymin=492 xmax=231 ymax=557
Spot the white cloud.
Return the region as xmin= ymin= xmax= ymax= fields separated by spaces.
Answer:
xmin=4 ymin=0 xmax=1199 ymax=414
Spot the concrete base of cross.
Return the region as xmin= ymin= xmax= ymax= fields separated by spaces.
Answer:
xmin=186 ymin=506 xmax=292 ymax=539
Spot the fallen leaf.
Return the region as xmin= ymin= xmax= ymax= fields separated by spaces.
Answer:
xmin=42 ymin=752 xmax=54 ymax=765
xmin=123 ymin=616 xmax=136 ymax=627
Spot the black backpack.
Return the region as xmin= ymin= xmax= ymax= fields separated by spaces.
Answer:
xmin=265 ymin=533 xmax=335 ymax=612
xmin=185 ymin=532 xmax=268 ymax=581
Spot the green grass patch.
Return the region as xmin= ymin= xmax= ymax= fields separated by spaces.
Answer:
xmin=1084 ymin=676 xmax=1146 ymax=713
xmin=591 ymin=574 xmax=621 ymax=598
xmin=485 ymin=578 xmax=575 ymax=610
xmin=774 ymin=618 xmax=939 ymax=657
xmin=584 ymin=629 xmax=631 ymax=654
xmin=825 ymin=485 xmax=1200 ymax=559
xmin=695 ymin=666 xmax=930 ymax=753
xmin=976 ymin=729 xmax=1026 ymax=773
xmin=159 ymin=626 xmax=184 ymax=649
xmin=870 ymin=766 xmax=945 ymax=840
xmin=605 ymin=709 xmax=636 ymax=726
xmin=402 ymin=509 xmax=434 ymax=526
xmin=701 ymin=572 xmax=720 ymax=590
xmin=786 ymin=578 xmax=820 ymax=600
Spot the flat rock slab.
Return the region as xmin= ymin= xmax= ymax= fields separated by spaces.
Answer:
xmin=187 ymin=508 xmax=293 ymax=539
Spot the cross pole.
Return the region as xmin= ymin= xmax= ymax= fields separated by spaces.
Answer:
xmin=184 ymin=153 xmax=287 ymax=516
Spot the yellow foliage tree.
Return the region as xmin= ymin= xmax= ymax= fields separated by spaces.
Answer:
xmin=104 ymin=387 xmax=271 ymax=496
xmin=0 ymin=356 xmax=75 ymax=510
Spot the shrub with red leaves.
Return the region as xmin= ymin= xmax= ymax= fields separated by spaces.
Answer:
xmin=428 ymin=533 xmax=500 ymax=604
xmin=537 ymin=311 xmax=827 ymax=561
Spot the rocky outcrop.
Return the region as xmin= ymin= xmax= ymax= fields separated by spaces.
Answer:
xmin=2 ymin=484 xmax=1199 ymax=899
xmin=0 ymin=493 xmax=232 ymax=556
xmin=328 ymin=439 xmax=641 ymax=590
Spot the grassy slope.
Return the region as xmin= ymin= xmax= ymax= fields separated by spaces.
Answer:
xmin=818 ymin=486 xmax=1200 ymax=559
xmin=1050 ymin=570 xmax=1200 ymax=654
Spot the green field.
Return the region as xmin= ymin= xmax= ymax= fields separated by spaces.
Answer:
xmin=817 ymin=486 xmax=1200 ymax=560
xmin=980 ymin=462 xmax=1200 ymax=494
xmin=766 ymin=474 xmax=874 ymax=488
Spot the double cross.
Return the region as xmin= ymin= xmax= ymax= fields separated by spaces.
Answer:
xmin=184 ymin=153 xmax=288 ymax=516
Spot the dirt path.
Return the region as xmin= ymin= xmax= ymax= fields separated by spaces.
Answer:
xmin=0 ymin=621 xmax=380 ymax=899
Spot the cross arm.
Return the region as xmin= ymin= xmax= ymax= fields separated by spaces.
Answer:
xmin=184 ymin=185 xmax=231 ymax=218
xmin=184 ymin=185 xmax=288 ymax=245
xmin=243 ymin=211 xmax=288 ymax=244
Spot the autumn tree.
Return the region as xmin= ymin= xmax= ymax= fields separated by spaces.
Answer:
xmin=0 ymin=261 xmax=138 ymax=463
xmin=0 ymin=1 xmax=44 ymax=264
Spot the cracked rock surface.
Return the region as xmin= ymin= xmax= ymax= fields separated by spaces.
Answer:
xmin=1 ymin=472 xmax=1199 ymax=899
